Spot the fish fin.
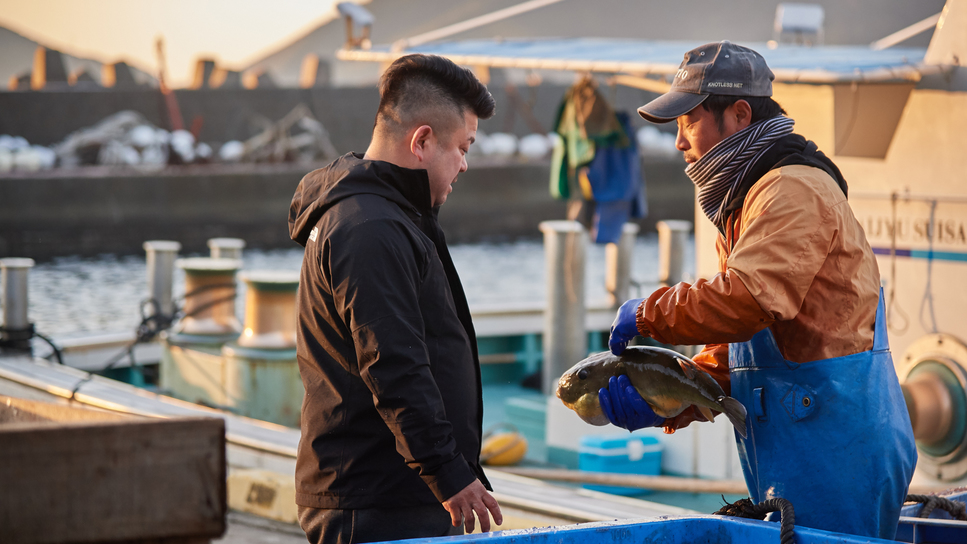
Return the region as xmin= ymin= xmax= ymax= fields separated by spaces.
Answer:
xmin=676 ymin=357 xmax=699 ymax=380
xmin=698 ymin=405 xmax=716 ymax=422
xmin=718 ymin=396 xmax=748 ymax=439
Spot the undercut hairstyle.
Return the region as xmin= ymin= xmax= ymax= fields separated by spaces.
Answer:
xmin=375 ymin=54 xmax=495 ymax=141
xmin=701 ymin=95 xmax=787 ymax=132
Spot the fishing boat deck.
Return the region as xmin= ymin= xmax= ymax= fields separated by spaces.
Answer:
xmin=0 ymin=356 xmax=697 ymax=533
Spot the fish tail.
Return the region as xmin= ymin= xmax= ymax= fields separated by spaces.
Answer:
xmin=718 ymin=396 xmax=748 ymax=439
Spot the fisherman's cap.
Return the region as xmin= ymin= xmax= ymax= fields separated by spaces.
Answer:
xmin=637 ymin=41 xmax=774 ymax=124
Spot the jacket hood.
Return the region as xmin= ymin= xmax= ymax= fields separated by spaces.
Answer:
xmin=289 ymin=152 xmax=433 ymax=246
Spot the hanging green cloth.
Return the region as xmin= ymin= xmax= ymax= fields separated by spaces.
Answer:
xmin=550 ymin=77 xmax=629 ymax=199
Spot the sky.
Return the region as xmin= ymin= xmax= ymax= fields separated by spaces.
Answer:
xmin=0 ymin=0 xmax=344 ymax=87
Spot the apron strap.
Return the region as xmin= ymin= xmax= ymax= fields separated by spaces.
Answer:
xmin=872 ymin=287 xmax=889 ymax=352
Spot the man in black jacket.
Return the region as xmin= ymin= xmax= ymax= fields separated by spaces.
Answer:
xmin=288 ymin=54 xmax=501 ymax=544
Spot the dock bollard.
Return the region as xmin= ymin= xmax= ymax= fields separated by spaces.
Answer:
xmin=208 ymin=237 xmax=245 ymax=260
xmin=174 ymin=257 xmax=242 ymax=337
xmin=0 ymin=258 xmax=35 ymax=351
xmin=656 ymin=220 xmax=692 ymax=287
xmin=143 ymin=241 xmax=181 ymax=318
xmin=220 ymin=270 xmax=303 ymax=427
xmin=605 ymin=223 xmax=640 ymax=309
xmin=540 ymin=220 xmax=587 ymax=396
xmin=236 ymin=271 xmax=299 ymax=349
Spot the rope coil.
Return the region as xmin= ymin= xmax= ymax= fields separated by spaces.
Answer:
xmin=906 ymin=493 xmax=967 ymax=521
xmin=713 ymin=497 xmax=795 ymax=544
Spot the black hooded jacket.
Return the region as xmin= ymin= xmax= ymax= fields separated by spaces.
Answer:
xmin=288 ymin=152 xmax=488 ymax=509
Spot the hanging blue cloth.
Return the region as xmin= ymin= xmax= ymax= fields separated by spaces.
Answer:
xmin=729 ymin=288 xmax=917 ymax=539
xmin=585 ymin=112 xmax=647 ymax=244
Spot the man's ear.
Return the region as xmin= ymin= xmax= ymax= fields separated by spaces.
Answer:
xmin=410 ymin=125 xmax=433 ymax=161
xmin=733 ymin=100 xmax=752 ymax=130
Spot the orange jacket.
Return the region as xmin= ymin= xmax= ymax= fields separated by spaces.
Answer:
xmin=636 ymin=165 xmax=880 ymax=429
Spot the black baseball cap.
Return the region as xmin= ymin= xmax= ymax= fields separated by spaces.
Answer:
xmin=637 ymin=41 xmax=775 ymax=124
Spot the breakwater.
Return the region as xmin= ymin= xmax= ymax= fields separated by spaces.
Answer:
xmin=0 ymin=157 xmax=692 ymax=260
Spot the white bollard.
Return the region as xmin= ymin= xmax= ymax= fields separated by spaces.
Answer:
xmin=1 ymin=258 xmax=35 ymax=348
xmin=208 ymin=237 xmax=246 ymax=260
xmin=605 ymin=223 xmax=640 ymax=308
xmin=237 ymin=270 xmax=299 ymax=349
xmin=143 ymin=241 xmax=181 ymax=317
xmin=175 ymin=257 xmax=243 ymax=336
xmin=540 ymin=220 xmax=587 ymax=396
xmin=657 ymin=220 xmax=692 ymax=287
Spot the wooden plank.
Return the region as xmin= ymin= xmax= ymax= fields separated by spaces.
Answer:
xmin=0 ymin=359 xmax=300 ymax=457
xmin=493 ymin=467 xmax=955 ymax=497
xmin=1 ymin=394 xmax=131 ymax=424
xmin=0 ymin=404 xmax=226 ymax=543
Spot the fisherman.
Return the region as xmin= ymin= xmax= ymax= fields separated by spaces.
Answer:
xmin=288 ymin=54 xmax=501 ymax=544
xmin=603 ymin=41 xmax=917 ymax=539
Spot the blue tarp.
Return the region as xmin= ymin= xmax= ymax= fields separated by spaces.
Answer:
xmin=373 ymin=38 xmax=926 ymax=79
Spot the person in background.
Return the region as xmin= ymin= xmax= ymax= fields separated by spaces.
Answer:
xmin=288 ymin=53 xmax=502 ymax=544
xmin=603 ymin=41 xmax=916 ymax=539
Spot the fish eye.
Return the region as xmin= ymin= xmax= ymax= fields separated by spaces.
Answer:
xmin=577 ymin=369 xmax=588 ymax=380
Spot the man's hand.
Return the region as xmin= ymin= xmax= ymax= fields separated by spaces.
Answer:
xmin=609 ymin=298 xmax=645 ymax=354
xmin=443 ymin=479 xmax=502 ymax=534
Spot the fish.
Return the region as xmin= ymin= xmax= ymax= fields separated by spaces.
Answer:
xmin=556 ymin=346 xmax=748 ymax=438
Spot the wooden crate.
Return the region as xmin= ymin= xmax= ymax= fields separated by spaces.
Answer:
xmin=0 ymin=395 xmax=226 ymax=543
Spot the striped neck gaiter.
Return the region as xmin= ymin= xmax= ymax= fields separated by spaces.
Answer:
xmin=685 ymin=116 xmax=795 ymax=231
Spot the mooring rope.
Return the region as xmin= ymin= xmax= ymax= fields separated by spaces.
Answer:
xmin=67 ymin=285 xmax=236 ymax=399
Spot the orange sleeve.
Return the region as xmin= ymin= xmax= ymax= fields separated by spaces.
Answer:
xmin=692 ymin=343 xmax=730 ymax=395
xmin=636 ymin=269 xmax=775 ymax=347
xmin=661 ymin=343 xmax=730 ymax=433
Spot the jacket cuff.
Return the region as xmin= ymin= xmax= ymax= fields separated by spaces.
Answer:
xmin=636 ymin=289 xmax=666 ymax=338
xmin=421 ymin=455 xmax=478 ymax=503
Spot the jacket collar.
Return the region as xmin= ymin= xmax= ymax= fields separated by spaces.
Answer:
xmin=348 ymin=152 xmax=433 ymax=215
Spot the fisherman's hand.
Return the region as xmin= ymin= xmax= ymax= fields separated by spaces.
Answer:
xmin=661 ymin=406 xmax=713 ymax=434
xmin=609 ymin=298 xmax=645 ymax=355
xmin=598 ymin=375 xmax=665 ymax=431
xmin=443 ymin=479 xmax=502 ymax=534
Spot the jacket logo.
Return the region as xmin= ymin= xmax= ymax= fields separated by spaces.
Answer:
xmin=309 ymin=227 xmax=319 ymax=242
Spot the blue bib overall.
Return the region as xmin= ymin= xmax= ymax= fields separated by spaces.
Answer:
xmin=729 ymin=289 xmax=917 ymax=539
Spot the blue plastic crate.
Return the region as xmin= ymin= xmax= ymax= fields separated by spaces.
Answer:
xmin=578 ymin=434 xmax=661 ymax=495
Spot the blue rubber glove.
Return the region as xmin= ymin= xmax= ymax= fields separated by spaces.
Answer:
xmin=598 ymin=375 xmax=665 ymax=431
xmin=609 ymin=297 xmax=644 ymax=355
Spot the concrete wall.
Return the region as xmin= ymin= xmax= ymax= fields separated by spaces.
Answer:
xmin=0 ymin=87 xmax=381 ymax=151
xmin=0 ymin=157 xmax=692 ymax=260
xmin=0 ymin=82 xmax=665 ymax=149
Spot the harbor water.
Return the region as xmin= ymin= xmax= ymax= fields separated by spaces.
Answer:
xmin=21 ymin=234 xmax=694 ymax=339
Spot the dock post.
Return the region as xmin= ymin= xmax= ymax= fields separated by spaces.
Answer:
xmin=208 ymin=237 xmax=246 ymax=260
xmin=174 ymin=258 xmax=243 ymax=337
xmin=0 ymin=258 xmax=36 ymax=351
xmin=605 ymin=223 xmax=640 ymax=308
xmin=540 ymin=221 xmax=587 ymax=396
xmin=657 ymin=220 xmax=692 ymax=287
xmin=143 ymin=241 xmax=181 ymax=318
